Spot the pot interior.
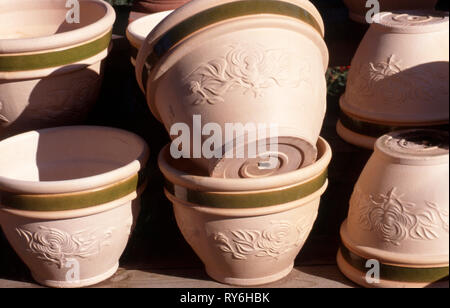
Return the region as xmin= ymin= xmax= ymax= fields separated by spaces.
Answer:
xmin=0 ymin=0 xmax=106 ymax=39
xmin=0 ymin=127 xmax=147 ymax=182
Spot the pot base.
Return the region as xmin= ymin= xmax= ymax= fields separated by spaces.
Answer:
xmin=337 ymin=249 xmax=449 ymax=288
xmin=336 ymin=120 xmax=376 ymax=149
xmin=31 ymin=262 xmax=119 ymax=288
xmin=205 ymin=263 xmax=294 ymax=286
xmin=210 ymin=137 xmax=317 ymax=179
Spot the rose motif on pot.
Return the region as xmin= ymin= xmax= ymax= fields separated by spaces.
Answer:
xmin=186 ymin=43 xmax=310 ymax=105
xmin=0 ymin=101 xmax=9 ymax=124
xmin=16 ymin=226 xmax=115 ymax=268
xmin=351 ymin=187 xmax=449 ymax=246
xmin=213 ymin=213 xmax=317 ymax=260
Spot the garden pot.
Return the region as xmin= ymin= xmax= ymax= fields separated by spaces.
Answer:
xmin=338 ymin=129 xmax=449 ymax=288
xmin=159 ymin=137 xmax=332 ymax=286
xmin=0 ymin=126 xmax=150 ymax=288
xmin=343 ymin=0 xmax=438 ymax=23
xmin=132 ymin=0 xmax=190 ymax=14
xmin=338 ymin=10 xmax=449 ymax=149
xmin=0 ymin=0 xmax=116 ymax=140
xmin=126 ymin=11 xmax=173 ymax=67
xmin=136 ymin=0 xmax=329 ymax=178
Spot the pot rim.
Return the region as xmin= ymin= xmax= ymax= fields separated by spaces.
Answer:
xmin=0 ymin=0 xmax=116 ymax=54
xmin=0 ymin=126 xmax=150 ymax=195
xmin=158 ymin=137 xmax=332 ymax=192
xmin=135 ymin=0 xmax=326 ymax=92
xmin=166 ymin=179 xmax=327 ymax=217
xmin=126 ymin=10 xmax=174 ymax=50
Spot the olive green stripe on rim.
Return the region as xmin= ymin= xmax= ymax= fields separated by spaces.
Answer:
xmin=0 ymin=172 xmax=145 ymax=212
xmin=142 ymin=0 xmax=322 ymax=91
xmin=340 ymin=244 xmax=449 ymax=283
xmin=0 ymin=31 xmax=112 ymax=72
xmin=339 ymin=110 xmax=450 ymax=139
xmin=166 ymin=170 xmax=327 ymax=209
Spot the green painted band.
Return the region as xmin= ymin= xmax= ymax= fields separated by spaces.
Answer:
xmin=165 ymin=169 xmax=327 ymax=209
xmin=339 ymin=110 xmax=449 ymax=139
xmin=0 ymin=30 xmax=112 ymax=72
xmin=142 ymin=0 xmax=322 ymax=92
xmin=0 ymin=171 xmax=146 ymax=212
xmin=340 ymin=244 xmax=449 ymax=283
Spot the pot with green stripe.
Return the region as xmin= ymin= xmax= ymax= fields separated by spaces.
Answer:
xmin=0 ymin=126 xmax=150 ymax=288
xmin=337 ymin=129 xmax=449 ymax=288
xmin=136 ymin=0 xmax=329 ymax=179
xmin=158 ymin=137 xmax=332 ymax=286
xmin=0 ymin=0 xmax=116 ymax=140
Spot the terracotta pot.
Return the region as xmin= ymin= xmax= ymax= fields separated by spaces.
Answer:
xmin=338 ymin=129 xmax=449 ymax=288
xmin=338 ymin=10 xmax=449 ymax=149
xmin=0 ymin=126 xmax=150 ymax=288
xmin=136 ymin=0 xmax=329 ymax=178
xmin=132 ymin=0 xmax=190 ymax=14
xmin=0 ymin=0 xmax=116 ymax=140
xmin=159 ymin=137 xmax=332 ymax=286
xmin=126 ymin=11 xmax=173 ymax=67
xmin=343 ymin=0 xmax=439 ymax=23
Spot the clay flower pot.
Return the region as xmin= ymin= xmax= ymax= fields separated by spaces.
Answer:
xmin=0 ymin=126 xmax=149 ymax=288
xmin=159 ymin=137 xmax=332 ymax=286
xmin=343 ymin=0 xmax=438 ymax=23
xmin=128 ymin=0 xmax=190 ymax=24
xmin=126 ymin=11 xmax=173 ymax=67
xmin=136 ymin=0 xmax=329 ymax=178
xmin=338 ymin=129 xmax=449 ymax=288
xmin=0 ymin=0 xmax=116 ymax=140
xmin=338 ymin=10 xmax=449 ymax=149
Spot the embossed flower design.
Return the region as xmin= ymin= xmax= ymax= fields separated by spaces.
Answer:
xmin=17 ymin=226 xmax=114 ymax=268
xmin=186 ymin=43 xmax=309 ymax=105
xmin=354 ymin=188 xmax=449 ymax=246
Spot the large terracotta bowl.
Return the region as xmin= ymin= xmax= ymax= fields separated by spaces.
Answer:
xmin=137 ymin=0 xmax=329 ymax=179
xmin=0 ymin=0 xmax=115 ymax=140
xmin=159 ymin=137 xmax=332 ymax=286
xmin=343 ymin=0 xmax=439 ymax=23
xmin=338 ymin=10 xmax=449 ymax=149
xmin=338 ymin=129 xmax=449 ymax=288
xmin=0 ymin=126 xmax=149 ymax=288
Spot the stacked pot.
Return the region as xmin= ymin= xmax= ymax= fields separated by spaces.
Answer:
xmin=338 ymin=10 xmax=449 ymax=149
xmin=135 ymin=0 xmax=332 ymax=285
xmin=338 ymin=129 xmax=449 ymax=288
xmin=128 ymin=0 xmax=191 ymax=24
xmin=0 ymin=0 xmax=152 ymax=288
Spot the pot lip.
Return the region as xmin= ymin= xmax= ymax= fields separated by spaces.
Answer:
xmin=167 ymin=179 xmax=327 ymax=217
xmin=126 ymin=10 xmax=174 ymax=50
xmin=158 ymin=137 xmax=332 ymax=192
xmin=0 ymin=126 xmax=150 ymax=195
xmin=0 ymin=184 xmax=145 ymax=221
xmin=135 ymin=0 xmax=325 ymax=90
xmin=0 ymin=0 xmax=116 ymax=54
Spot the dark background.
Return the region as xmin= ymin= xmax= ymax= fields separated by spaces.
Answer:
xmin=0 ymin=0 xmax=448 ymax=285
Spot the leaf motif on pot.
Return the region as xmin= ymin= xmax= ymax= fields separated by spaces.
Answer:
xmin=16 ymin=226 xmax=115 ymax=269
xmin=352 ymin=187 xmax=449 ymax=246
xmin=0 ymin=101 xmax=9 ymax=123
xmin=214 ymin=213 xmax=317 ymax=260
xmin=186 ymin=44 xmax=311 ymax=105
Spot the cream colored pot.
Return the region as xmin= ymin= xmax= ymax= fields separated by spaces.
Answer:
xmin=137 ymin=0 xmax=329 ymax=178
xmin=0 ymin=126 xmax=149 ymax=288
xmin=338 ymin=129 xmax=449 ymax=288
xmin=0 ymin=0 xmax=116 ymax=140
xmin=343 ymin=0 xmax=438 ymax=23
xmin=338 ymin=10 xmax=449 ymax=149
xmin=159 ymin=137 xmax=332 ymax=286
